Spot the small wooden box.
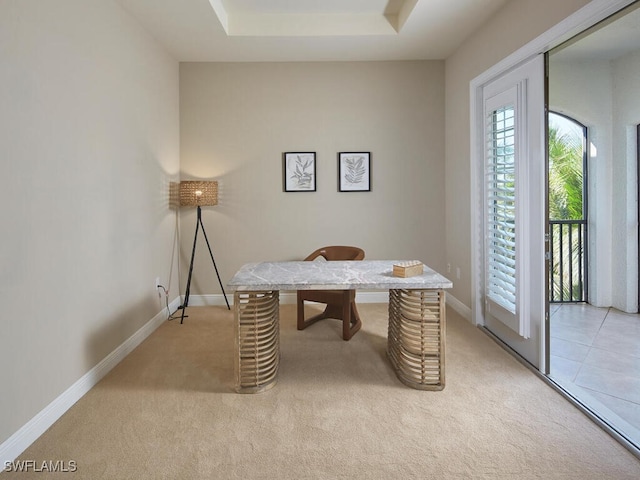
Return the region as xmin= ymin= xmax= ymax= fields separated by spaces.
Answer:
xmin=393 ymin=261 xmax=424 ymax=278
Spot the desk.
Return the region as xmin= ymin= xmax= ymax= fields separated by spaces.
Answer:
xmin=227 ymin=261 xmax=452 ymax=393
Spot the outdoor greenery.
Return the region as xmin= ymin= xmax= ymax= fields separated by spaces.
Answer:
xmin=548 ymin=113 xmax=585 ymax=302
xmin=548 ymin=117 xmax=584 ymax=221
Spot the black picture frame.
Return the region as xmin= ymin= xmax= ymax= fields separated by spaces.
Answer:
xmin=283 ymin=152 xmax=316 ymax=192
xmin=338 ymin=152 xmax=371 ymax=192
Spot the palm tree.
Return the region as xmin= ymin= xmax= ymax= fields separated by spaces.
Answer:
xmin=548 ymin=121 xmax=583 ymax=220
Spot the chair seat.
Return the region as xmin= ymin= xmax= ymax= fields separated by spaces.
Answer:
xmin=299 ymin=289 xmax=354 ymax=304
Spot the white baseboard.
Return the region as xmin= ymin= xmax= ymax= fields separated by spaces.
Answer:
xmin=0 ymin=296 xmax=182 ymax=465
xmin=446 ymin=294 xmax=472 ymax=322
xmin=187 ymin=291 xmax=470 ymax=319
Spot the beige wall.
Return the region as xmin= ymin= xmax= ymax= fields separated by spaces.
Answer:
xmin=444 ymin=0 xmax=591 ymax=307
xmin=0 ymin=0 xmax=607 ymax=457
xmin=0 ymin=0 xmax=179 ymax=446
xmin=179 ymin=61 xmax=446 ymax=296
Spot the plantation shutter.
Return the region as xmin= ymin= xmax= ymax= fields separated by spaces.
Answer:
xmin=486 ymin=105 xmax=517 ymax=314
xmin=483 ymin=83 xmax=531 ymax=338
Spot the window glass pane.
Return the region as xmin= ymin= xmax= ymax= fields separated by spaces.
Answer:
xmin=548 ymin=113 xmax=585 ymax=220
xmin=548 ymin=112 xmax=587 ymax=303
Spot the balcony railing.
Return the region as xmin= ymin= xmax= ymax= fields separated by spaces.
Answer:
xmin=549 ymin=220 xmax=587 ymax=303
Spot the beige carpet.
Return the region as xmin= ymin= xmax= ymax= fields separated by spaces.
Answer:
xmin=6 ymin=304 xmax=640 ymax=479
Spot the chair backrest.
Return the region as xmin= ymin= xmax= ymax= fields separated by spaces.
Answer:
xmin=304 ymin=246 xmax=365 ymax=261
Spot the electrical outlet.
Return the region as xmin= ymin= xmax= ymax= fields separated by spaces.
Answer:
xmin=446 ymin=263 xmax=451 ymax=273
xmin=155 ymin=277 xmax=161 ymax=295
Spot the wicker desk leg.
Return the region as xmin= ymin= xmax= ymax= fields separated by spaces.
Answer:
xmin=387 ymin=289 xmax=446 ymax=390
xmin=234 ymin=291 xmax=280 ymax=393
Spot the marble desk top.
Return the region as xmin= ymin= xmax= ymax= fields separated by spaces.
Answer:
xmin=227 ymin=260 xmax=453 ymax=292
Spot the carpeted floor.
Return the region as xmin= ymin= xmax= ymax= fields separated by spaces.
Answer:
xmin=5 ymin=304 xmax=640 ymax=479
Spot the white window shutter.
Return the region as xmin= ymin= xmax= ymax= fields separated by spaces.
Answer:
xmin=483 ymin=82 xmax=531 ymax=339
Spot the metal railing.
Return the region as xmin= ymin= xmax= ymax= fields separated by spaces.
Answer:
xmin=549 ymin=220 xmax=587 ymax=303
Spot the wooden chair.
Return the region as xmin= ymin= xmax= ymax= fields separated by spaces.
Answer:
xmin=296 ymin=246 xmax=365 ymax=340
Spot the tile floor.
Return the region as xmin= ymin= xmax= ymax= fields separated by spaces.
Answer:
xmin=549 ymin=303 xmax=640 ymax=448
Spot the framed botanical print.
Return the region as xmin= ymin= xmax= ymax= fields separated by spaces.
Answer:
xmin=338 ymin=152 xmax=371 ymax=192
xmin=283 ymin=152 xmax=316 ymax=192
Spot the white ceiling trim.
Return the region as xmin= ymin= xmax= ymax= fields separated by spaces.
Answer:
xmin=209 ymin=0 xmax=229 ymax=32
xmin=228 ymin=13 xmax=396 ymax=36
xmin=209 ymin=0 xmax=418 ymax=36
xmin=114 ymin=0 xmax=512 ymax=61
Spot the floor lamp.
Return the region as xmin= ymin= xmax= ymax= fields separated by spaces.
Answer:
xmin=179 ymin=180 xmax=230 ymax=324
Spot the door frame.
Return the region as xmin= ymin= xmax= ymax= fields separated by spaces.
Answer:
xmin=475 ymin=54 xmax=547 ymax=368
xmin=469 ymin=0 xmax=636 ymax=372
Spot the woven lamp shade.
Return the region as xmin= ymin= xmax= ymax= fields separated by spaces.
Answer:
xmin=180 ymin=181 xmax=218 ymax=207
